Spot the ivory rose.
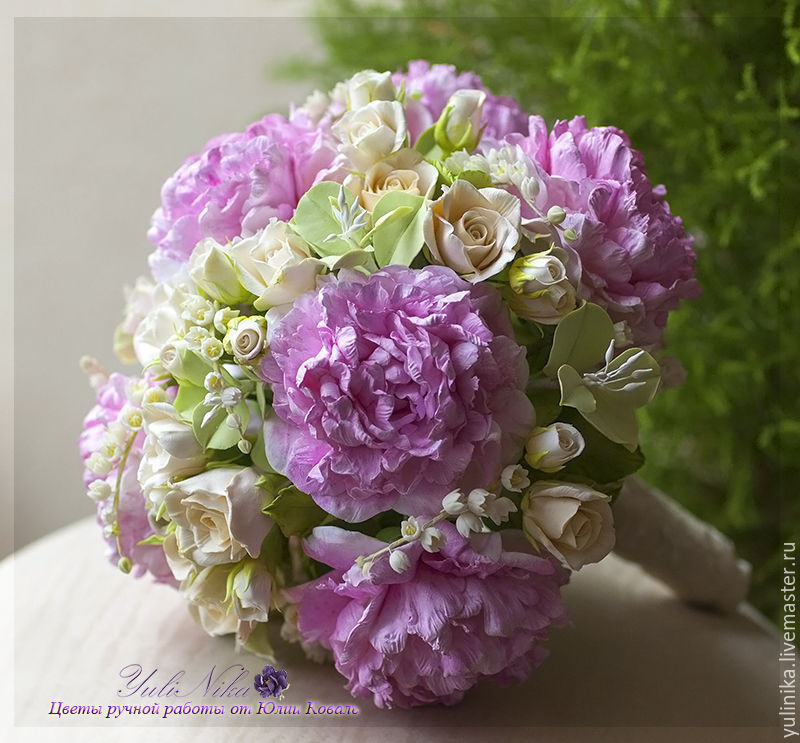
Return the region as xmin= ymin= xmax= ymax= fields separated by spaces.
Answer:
xmin=230 ymin=219 xmax=324 ymax=311
xmin=521 ymin=481 xmax=615 ymax=570
xmin=332 ymin=100 xmax=408 ymax=170
xmin=165 ymin=467 xmax=272 ymax=566
xmin=423 ymin=179 xmax=521 ymax=283
xmin=346 ymin=148 xmax=438 ymax=211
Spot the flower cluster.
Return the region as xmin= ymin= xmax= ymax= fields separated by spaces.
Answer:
xmin=81 ymin=63 xmax=697 ymax=708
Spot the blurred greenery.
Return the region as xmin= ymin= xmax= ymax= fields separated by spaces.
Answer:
xmin=283 ymin=0 xmax=798 ymax=623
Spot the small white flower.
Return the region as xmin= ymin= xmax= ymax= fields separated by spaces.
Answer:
xmin=400 ymin=517 xmax=445 ymax=553
xmin=184 ymin=325 xmax=211 ymax=350
xmin=389 ymin=549 xmax=411 ymax=574
xmin=220 ymin=387 xmax=242 ymax=408
xmin=441 ymin=489 xmax=488 ymax=537
xmin=142 ymin=387 xmax=168 ymax=405
xmin=419 ymin=526 xmax=445 ymax=553
xmin=86 ymin=452 xmax=113 ymax=477
xmin=226 ymin=413 xmax=242 ymax=430
xmin=200 ymin=337 xmax=224 ymax=362
xmin=214 ymin=307 xmax=241 ymax=335
xmin=204 ymin=371 xmax=225 ymax=394
xmin=400 ymin=516 xmax=422 ymax=541
xmin=86 ymin=479 xmax=112 ymax=501
xmin=501 ymin=464 xmax=531 ymax=493
xmin=181 ymin=295 xmax=215 ymax=326
xmin=119 ymin=405 xmax=144 ymax=431
xmin=125 ymin=379 xmax=149 ymax=406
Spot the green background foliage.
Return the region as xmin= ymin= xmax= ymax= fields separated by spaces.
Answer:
xmin=282 ymin=0 xmax=798 ymax=622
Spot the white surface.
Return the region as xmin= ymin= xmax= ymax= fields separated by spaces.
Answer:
xmin=11 ymin=14 xmax=323 ymax=559
xmin=2 ymin=517 xmax=781 ymax=741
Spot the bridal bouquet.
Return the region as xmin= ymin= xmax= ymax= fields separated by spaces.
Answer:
xmin=79 ymin=62 xmax=743 ymax=709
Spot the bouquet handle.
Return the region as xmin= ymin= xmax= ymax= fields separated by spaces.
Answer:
xmin=612 ymin=475 xmax=751 ymax=612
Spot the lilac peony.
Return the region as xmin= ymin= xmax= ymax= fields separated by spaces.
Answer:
xmin=287 ymin=523 xmax=569 ymax=709
xmin=147 ymin=115 xmax=339 ymax=283
xmin=261 ymin=266 xmax=534 ymax=522
xmin=508 ymin=116 xmax=700 ymax=348
xmin=79 ymin=373 xmax=176 ymax=585
xmin=394 ymin=60 xmax=529 ymax=144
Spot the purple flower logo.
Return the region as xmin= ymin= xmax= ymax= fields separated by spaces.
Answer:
xmin=253 ymin=665 xmax=289 ymax=699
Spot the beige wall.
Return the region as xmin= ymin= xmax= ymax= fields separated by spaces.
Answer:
xmin=10 ymin=8 xmax=323 ymax=557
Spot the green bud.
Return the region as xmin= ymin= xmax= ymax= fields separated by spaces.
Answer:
xmin=118 ymin=557 xmax=133 ymax=574
xmin=546 ymin=206 xmax=566 ymax=225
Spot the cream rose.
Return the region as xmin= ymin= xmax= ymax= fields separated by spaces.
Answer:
xmin=230 ymin=220 xmax=324 ymax=311
xmin=165 ymin=467 xmax=272 ymax=567
xmin=226 ymin=317 xmax=266 ymax=363
xmin=521 ymin=481 xmax=615 ymax=570
xmin=132 ymin=283 xmax=191 ymax=367
xmin=346 ymin=148 xmax=438 ymax=211
xmin=525 ymin=422 xmax=586 ymax=473
xmin=436 ymin=89 xmax=486 ymax=151
xmin=343 ymin=69 xmax=396 ymax=110
xmin=189 ymin=238 xmax=249 ymax=305
xmin=137 ymin=402 xmax=206 ymax=512
xmin=332 ymin=100 xmax=408 ymax=170
xmin=423 ymin=178 xmax=521 ymax=282
xmin=506 ymin=251 xmax=578 ymax=323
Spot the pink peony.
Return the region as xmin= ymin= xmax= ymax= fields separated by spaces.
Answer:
xmin=288 ymin=523 xmax=569 ymax=708
xmin=261 ymin=266 xmax=534 ymax=522
xmin=79 ymin=373 xmax=176 ymax=585
xmin=507 ymin=116 xmax=700 ymax=348
xmin=394 ymin=60 xmax=529 ymax=144
xmin=147 ymin=115 xmax=339 ymax=283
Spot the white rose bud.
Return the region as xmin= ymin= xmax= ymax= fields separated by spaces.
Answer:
xmin=435 ymin=89 xmax=486 ymax=152
xmin=521 ymin=481 xmax=615 ymax=570
xmin=506 ymin=251 xmax=578 ymax=324
xmin=138 ymin=401 xmax=206 ymax=500
xmin=525 ymin=423 xmax=586 ymax=473
xmin=231 ymin=220 xmax=325 ymax=311
xmin=230 ymin=561 xmax=273 ymax=623
xmin=332 ymin=100 xmax=408 ymax=170
xmin=343 ymin=69 xmax=396 ymax=110
xmin=423 ymin=178 xmax=521 ymax=283
xmin=182 ymin=565 xmax=239 ymax=637
xmin=226 ymin=317 xmax=266 ymax=363
xmin=158 ymin=339 xmax=187 ymax=378
xmin=346 ymin=148 xmax=438 ymax=211
xmin=165 ymin=467 xmax=272 ymax=567
xmin=500 ymin=464 xmax=531 ymax=493
xmin=189 ymin=239 xmax=249 ymax=305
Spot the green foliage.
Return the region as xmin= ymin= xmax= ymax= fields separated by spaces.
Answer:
xmin=287 ymin=0 xmax=798 ymax=622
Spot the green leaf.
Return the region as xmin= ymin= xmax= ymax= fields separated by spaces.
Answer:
xmin=456 ymin=169 xmax=493 ymax=189
xmin=413 ymin=124 xmax=443 ymax=159
xmin=291 ymin=181 xmax=363 ymax=257
xmin=557 ymin=365 xmax=597 ymax=412
xmin=192 ymin=399 xmax=250 ymax=451
xmin=174 ymin=350 xmax=214 ymax=388
xmin=558 ymin=408 xmax=645 ymax=484
xmin=543 ymin=303 xmax=615 ymax=377
xmin=262 ymin=485 xmax=328 ymax=538
xmin=317 ymin=249 xmax=378 ymax=272
xmin=529 ymin=387 xmax=562 ymax=426
xmin=174 ymin=382 xmax=206 ymax=420
xmin=137 ymin=534 xmax=167 ymax=546
xmin=557 ymin=348 xmax=660 ymax=452
xmin=370 ymin=191 xmax=428 ymax=267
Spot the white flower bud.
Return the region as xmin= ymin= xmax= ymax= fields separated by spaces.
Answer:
xmin=389 ymin=549 xmax=411 ymax=574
